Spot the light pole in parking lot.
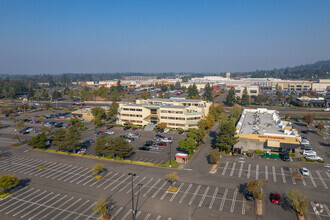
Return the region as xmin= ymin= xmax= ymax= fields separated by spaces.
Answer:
xmin=135 ymin=183 xmax=143 ymax=218
xmin=169 ymin=142 xmax=172 ymax=168
xmin=128 ymin=173 xmax=136 ymax=220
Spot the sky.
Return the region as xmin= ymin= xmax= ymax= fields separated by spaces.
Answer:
xmin=0 ymin=0 xmax=330 ymax=74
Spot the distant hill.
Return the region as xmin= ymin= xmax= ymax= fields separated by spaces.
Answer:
xmin=249 ymin=60 xmax=330 ymax=80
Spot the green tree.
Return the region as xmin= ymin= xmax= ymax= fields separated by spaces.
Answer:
xmin=303 ymin=114 xmax=314 ymax=125
xmin=15 ymin=120 xmax=24 ymax=130
xmin=107 ymin=102 xmax=119 ymax=120
xmin=52 ymin=128 xmax=67 ymax=150
xmin=51 ymin=90 xmax=62 ymax=100
xmin=92 ymin=164 xmax=104 ymax=175
xmin=210 ymin=148 xmax=220 ymax=164
xmin=241 ymin=87 xmax=249 ymax=106
xmin=187 ymin=129 xmax=206 ymax=145
xmin=170 ymin=84 xmax=175 ymax=90
xmin=203 ymin=83 xmax=213 ymax=101
xmin=316 ymin=123 xmax=325 ymax=131
xmin=41 ymin=89 xmax=48 ymax=100
xmin=27 ymin=132 xmax=48 ymax=149
xmin=216 ymin=120 xmax=238 ymax=152
xmin=226 ymin=88 xmax=236 ymax=105
xmin=12 ymin=134 xmax=23 ymax=143
xmin=161 ymin=85 xmax=168 ymax=92
xmin=93 ymin=197 xmax=111 ymax=219
xmin=229 ymin=104 xmax=242 ymax=122
xmin=247 ymin=179 xmax=268 ymax=215
xmin=166 ymin=172 xmax=179 ymax=186
xmin=112 ymin=137 xmax=134 ymax=158
xmin=0 ymin=174 xmax=19 ymax=194
xmin=91 ymin=107 xmax=106 ymax=125
xmin=94 ymin=136 xmax=133 ymax=159
xmin=287 ymin=190 xmax=308 ymax=217
xmin=178 ymin=137 xmax=196 ymax=154
xmin=140 ymin=91 xmax=150 ymax=100
xmin=64 ymin=126 xmax=81 ymax=152
xmin=158 ymin=92 xmax=164 ymax=98
xmin=187 ymin=84 xmax=199 ymax=99
xmin=44 ymin=103 xmax=52 ymax=110
xmin=174 ymin=82 xmax=181 ymax=90
xmin=116 ymin=80 xmax=123 ymax=92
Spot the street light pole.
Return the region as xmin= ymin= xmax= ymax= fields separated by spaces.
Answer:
xmin=169 ymin=142 xmax=172 ymax=168
xmin=135 ymin=183 xmax=143 ymax=217
xmin=128 ymin=173 xmax=136 ymax=220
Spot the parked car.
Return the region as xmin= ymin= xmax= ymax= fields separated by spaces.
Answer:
xmin=123 ymin=126 xmax=131 ymax=131
xmin=304 ymin=146 xmax=314 ymax=151
xmin=300 ymin=168 xmax=310 ymax=176
xmin=302 ymin=150 xmax=316 ymax=156
xmin=161 ymin=138 xmax=173 ymax=143
xmin=301 ymin=130 xmax=311 ymax=134
xmin=157 ymin=142 xmax=167 ymax=146
xmin=271 ymin=193 xmax=281 ymax=205
xmin=244 ymin=191 xmax=254 ymax=200
xmin=323 ymin=108 xmax=330 ymax=112
xmin=179 ymin=130 xmax=184 ymax=134
xmin=164 ymin=128 xmax=170 ymax=133
xmin=107 ymin=125 xmax=114 ymax=129
xmin=146 ymin=140 xmax=156 ymax=146
xmin=86 ymin=139 xmax=95 ymax=144
xmin=98 ymin=131 xmax=105 ymax=134
xmin=301 ymin=135 xmax=307 ymax=140
xmin=139 ymin=146 xmax=151 ymax=151
xmin=106 ymin=131 xmax=115 ymax=135
xmin=149 ymin=145 xmax=159 ymax=150
xmin=77 ymin=148 xmax=87 ymax=154
xmin=305 ymin=155 xmax=323 ymax=161
xmin=280 ymin=152 xmax=290 ymax=161
xmin=301 ymin=139 xmax=310 ymax=145
xmin=132 ymin=127 xmax=138 ymax=131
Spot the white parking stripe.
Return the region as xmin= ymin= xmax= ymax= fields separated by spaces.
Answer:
xmin=28 ymin=161 xmax=57 ymax=175
xmin=0 ymin=188 xmax=35 ymax=208
xmin=316 ymin=171 xmax=328 ymax=189
xmin=112 ymin=207 xmax=123 ymax=219
xmin=62 ymin=200 xmax=90 ymax=220
xmin=324 ymin=204 xmax=330 ymax=217
xmin=219 ymin=188 xmax=228 ymax=211
xmin=136 ymin=211 xmax=142 ymax=218
xmin=144 ymin=213 xmax=151 ymax=220
xmin=135 ymin=178 xmax=153 ymax=195
xmin=62 ymin=166 xmax=88 ymax=181
xmin=55 ymin=165 xmax=79 ymax=180
xmin=20 ymin=193 xmax=60 ymax=218
xmin=242 ymin=197 xmax=246 ymax=214
xmin=4 ymin=159 xmax=39 ymax=173
xmin=169 ymin=183 xmax=184 ymax=201
xmin=6 ymin=190 xmax=47 ymax=214
xmin=229 ymin=162 xmax=236 ymax=177
xmin=29 ymin=195 xmax=68 ymax=220
xmin=75 ymin=173 xmax=94 ymax=184
xmin=238 ymin=163 xmax=243 ymax=178
xmin=151 ymin=181 xmax=167 ymax=198
xmin=247 ymin=164 xmax=251 ymax=179
xmin=143 ymin=179 xmax=161 ymax=197
xmin=301 ymin=176 xmax=307 ymax=186
xmin=83 ymin=176 xmax=98 ymax=186
xmin=198 ymin=186 xmax=209 ymax=207
xmin=48 ymin=165 xmax=73 ymax=179
xmin=39 ymin=196 xmax=75 ymax=219
xmin=280 ymin=167 xmax=286 ymax=183
xmin=50 ymin=198 xmax=82 ymax=220
xmin=156 ymin=215 xmax=161 ymax=220
xmin=68 ymin=167 xmax=90 ymax=183
xmin=265 ymin=165 xmax=268 ymax=180
xmin=1 ymin=189 xmax=41 ymax=213
xmin=209 ymin=187 xmax=218 ymax=209
xmin=90 ymin=172 xmax=112 ymax=187
xmin=188 ymin=185 xmax=201 ymax=205
xmin=97 ymin=172 xmax=118 ymax=188
xmin=73 ymin=201 xmax=96 ymax=220
xmin=179 ymin=183 xmax=193 ymax=204
xmin=57 ymin=166 xmax=82 ymax=181
xmin=309 ymin=172 xmax=317 ymax=187
xmin=272 ymin=166 xmax=276 ymax=182
xmin=160 ymin=182 xmax=172 ymax=200
xmin=37 ymin=163 xmax=64 ymax=177
xmin=289 ymin=168 xmax=296 ymax=184
xmin=311 ymin=201 xmax=321 ymax=220
xmin=126 ymin=177 xmax=146 ymax=194
xmin=118 ymin=176 xmax=139 ymax=192
xmin=326 ymin=172 xmax=330 ymax=179
xmin=230 ymin=189 xmax=237 ymax=213
xmin=13 ymin=192 xmax=53 ymax=217
xmin=24 ymin=161 xmax=54 ymax=175
xmin=222 ymin=162 xmax=228 ymax=175
xmin=121 ymin=209 xmax=132 ymax=220
xmin=256 ymin=164 xmax=259 ymax=180
xmin=104 ymin=173 xmax=126 ymax=190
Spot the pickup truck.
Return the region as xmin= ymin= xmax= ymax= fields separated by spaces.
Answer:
xmin=302 ymin=150 xmax=316 ymax=156
xmin=305 ymin=155 xmax=323 ymax=161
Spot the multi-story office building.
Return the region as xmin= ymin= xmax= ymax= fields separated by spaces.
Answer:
xmin=117 ymin=98 xmax=212 ymax=130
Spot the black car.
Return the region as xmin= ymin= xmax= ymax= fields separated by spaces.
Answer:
xmin=155 ymin=134 xmax=164 ymax=139
xmin=145 ymin=140 xmax=156 ymax=146
xmin=301 ymin=130 xmax=311 ymax=134
xmin=107 ymin=125 xmax=114 ymax=129
xmin=280 ymin=152 xmax=290 ymax=161
xmin=245 ymin=191 xmax=254 ymax=200
xmin=179 ymin=130 xmax=184 ymax=134
xmin=139 ymin=146 xmax=151 ymax=151
xmin=123 ymin=126 xmax=131 ymax=131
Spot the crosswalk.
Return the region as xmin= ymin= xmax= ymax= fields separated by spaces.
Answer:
xmin=216 ymin=161 xmax=330 ymax=189
xmin=0 ymin=187 xmax=169 ymax=220
xmin=0 ymin=156 xmax=251 ymax=215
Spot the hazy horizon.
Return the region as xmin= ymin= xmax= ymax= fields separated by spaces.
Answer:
xmin=1 ymin=0 xmax=330 ymax=74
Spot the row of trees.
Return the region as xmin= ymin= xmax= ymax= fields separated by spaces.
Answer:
xmin=94 ymin=135 xmax=133 ymax=159
xmin=178 ymin=129 xmax=207 ymax=154
xmin=91 ymin=102 xmax=119 ymax=125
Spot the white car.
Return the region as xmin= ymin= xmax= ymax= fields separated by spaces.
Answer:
xmin=323 ymin=108 xmax=330 ymax=112
xmin=302 ymin=150 xmax=316 ymax=156
xmin=161 ymin=138 xmax=173 ymax=143
xmin=305 ymin=155 xmax=323 ymax=161
xmin=77 ymin=148 xmax=87 ymax=154
xmin=301 ymin=139 xmax=310 ymax=145
xmin=106 ymin=131 xmax=115 ymax=135
xmin=300 ymin=168 xmax=310 ymax=176
xmin=163 ymin=128 xmax=170 ymax=133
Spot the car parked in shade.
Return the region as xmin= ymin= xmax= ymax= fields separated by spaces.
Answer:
xmin=139 ymin=146 xmax=151 ymax=151
xmin=271 ymin=193 xmax=281 ymax=205
xmin=107 ymin=125 xmax=114 ymax=129
xmin=244 ymin=191 xmax=254 ymax=200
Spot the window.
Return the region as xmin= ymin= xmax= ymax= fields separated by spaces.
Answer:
xmin=136 ymin=109 xmax=142 ymax=111
xmin=123 ymin=108 xmax=129 ymax=111
xmin=250 ymin=90 xmax=257 ymax=94
xmin=130 ymin=109 xmax=136 ymax=111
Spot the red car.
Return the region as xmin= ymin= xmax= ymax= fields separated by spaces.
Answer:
xmin=34 ymin=120 xmax=40 ymax=123
xmin=132 ymin=127 xmax=138 ymax=131
xmin=98 ymin=131 xmax=104 ymax=134
xmin=271 ymin=193 xmax=281 ymax=205
xmin=66 ymin=123 xmax=71 ymax=127
xmin=157 ymin=142 xmax=167 ymax=146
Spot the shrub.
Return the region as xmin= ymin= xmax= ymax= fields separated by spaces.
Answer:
xmin=167 ymin=186 xmax=178 ymax=193
xmin=254 ymin=149 xmax=263 ymax=154
xmin=37 ymin=165 xmax=47 ymax=170
xmin=92 ymin=164 xmax=104 ymax=175
xmin=94 ymin=175 xmax=103 ymax=180
xmin=210 ymin=149 xmax=220 ymax=164
xmin=289 ymin=153 xmax=295 ymax=157
xmin=0 ymin=192 xmax=11 ymax=198
xmin=316 ymin=131 xmax=323 ymax=137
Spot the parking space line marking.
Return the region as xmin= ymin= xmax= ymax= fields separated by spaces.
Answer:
xmin=160 ymin=182 xmax=173 ymax=200
xmin=126 ymin=177 xmax=146 ymax=194
xmin=136 ymin=211 xmax=142 ymax=218
xmin=242 ymin=197 xmax=246 ymax=215
xmin=104 ymin=173 xmax=126 ymax=190
xmin=148 ymin=158 xmax=154 ymax=163
xmin=143 ymin=179 xmax=161 ymax=197
xmin=179 ymin=183 xmax=192 ymax=204
xmin=230 ymin=189 xmax=237 ymax=213
xmin=6 ymin=190 xmax=46 ymax=215
xmin=324 ymin=204 xmax=330 ymax=217
xmin=289 ymin=168 xmax=296 ymax=184
xmin=13 ymin=192 xmax=53 ymax=217
xmin=326 ymin=172 xmax=330 ymax=179
xmin=209 ymin=187 xmax=218 ymax=209
xmin=73 ymin=201 xmax=96 ymax=220
xmin=90 ymin=172 xmax=112 ymax=187
xmin=159 ymin=160 xmax=164 ymax=164
xmin=28 ymin=161 xmax=57 ymax=176
xmin=280 ymin=167 xmax=286 ymax=183
xmin=222 ymin=162 xmax=228 ymax=175
xmin=118 ymin=175 xmax=139 ymax=192
xmin=1 ymin=189 xmax=41 ymax=213
xmin=144 ymin=213 xmax=151 ymax=220
xmin=50 ymin=198 xmax=82 ymax=220
xmin=230 ymin=163 xmax=236 ymax=177
xmin=62 ymin=166 xmax=87 ymax=181
xmin=38 ymin=163 xmax=64 ymax=177
xmin=156 ymin=215 xmax=161 ymax=220
xmin=23 ymin=160 xmax=54 ymax=175
xmin=247 ymin=164 xmax=251 ymax=179
xmin=290 ymin=157 xmax=293 ymax=162
xmin=265 ymin=165 xmax=268 ymax=180
xmin=0 ymin=158 xmax=32 ymax=171
xmin=0 ymin=188 xmax=35 ymax=208
xmin=97 ymin=172 xmax=118 ymax=188
xmin=170 ymin=183 xmax=184 ymax=202
xmin=151 ymin=181 xmax=167 ymax=199
xmin=135 ymin=178 xmax=153 ymax=196
xmin=219 ymin=188 xmax=228 ymax=211
xmin=5 ymin=159 xmax=40 ymax=173
xmin=40 ymin=197 xmax=75 ymax=220
xmin=28 ymin=195 xmax=68 ymax=220
xmin=311 ymin=202 xmax=321 ymax=220
xmin=238 ymin=163 xmax=243 ymax=178
xmin=309 ymin=172 xmax=317 ymax=187
xmin=256 ymin=164 xmax=259 ymax=180
xmin=112 ymin=207 xmax=123 ymax=219
xmin=68 ymin=167 xmax=90 ymax=183
xmin=188 ymin=185 xmax=201 ymax=206
xmin=75 ymin=173 xmax=94 ymax=185
xmin=48 ymin=165 xmax=73 ymax=179
xmin=153 ymin=159 xmax=159 ymax=164
xmin=272 ymin=166 xmax=276 ymax=182
xmin=316 ymin=171 xmax=328 ymax=189
xmin=57 ymin=166 xmax=82 ymax=181
xmin=83 ymin=175 xmax=98 ymax=186
xmin=121 ymin=209 xmax=132 ymax=220
xmin=20 ymin=193 xmax=60 ymax=218
xmin=301 ymin=176 xmax=307 ymax=186
xmin=198 ymin=186 xmax=209 ymax=207
xmin=62 ymin=200 xmax=90 ymax=220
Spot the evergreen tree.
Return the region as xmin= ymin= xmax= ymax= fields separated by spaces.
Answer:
xmin=203 ymin=83 xmax=213 ymax=101
xmin=187 ymin=83 xmax=199 ymax=99
xmin=241 ymin=87 xmax=249 ymax=106
xmin=216 ymin=121 xmax=238 ymax=152
xmin=64 ymin=126 xmax=81 ymax=152
xmin=27 ymin=132 xmax=48 ymax=149
xmin=52 ymin=128 xmax=67 ymax=150
xmin=174 ymin=82 xmax=181 ymax=90
xmin=226 ymin=88 xmax=236 ymax=106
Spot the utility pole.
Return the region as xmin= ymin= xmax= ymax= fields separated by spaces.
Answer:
xmin=135 ymin=183 xmax=143 ymax=217
xmin=128 ymin=173 xmax=136 ymax=220
xmin=169 ymin=142 xmax=172 ymax=168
